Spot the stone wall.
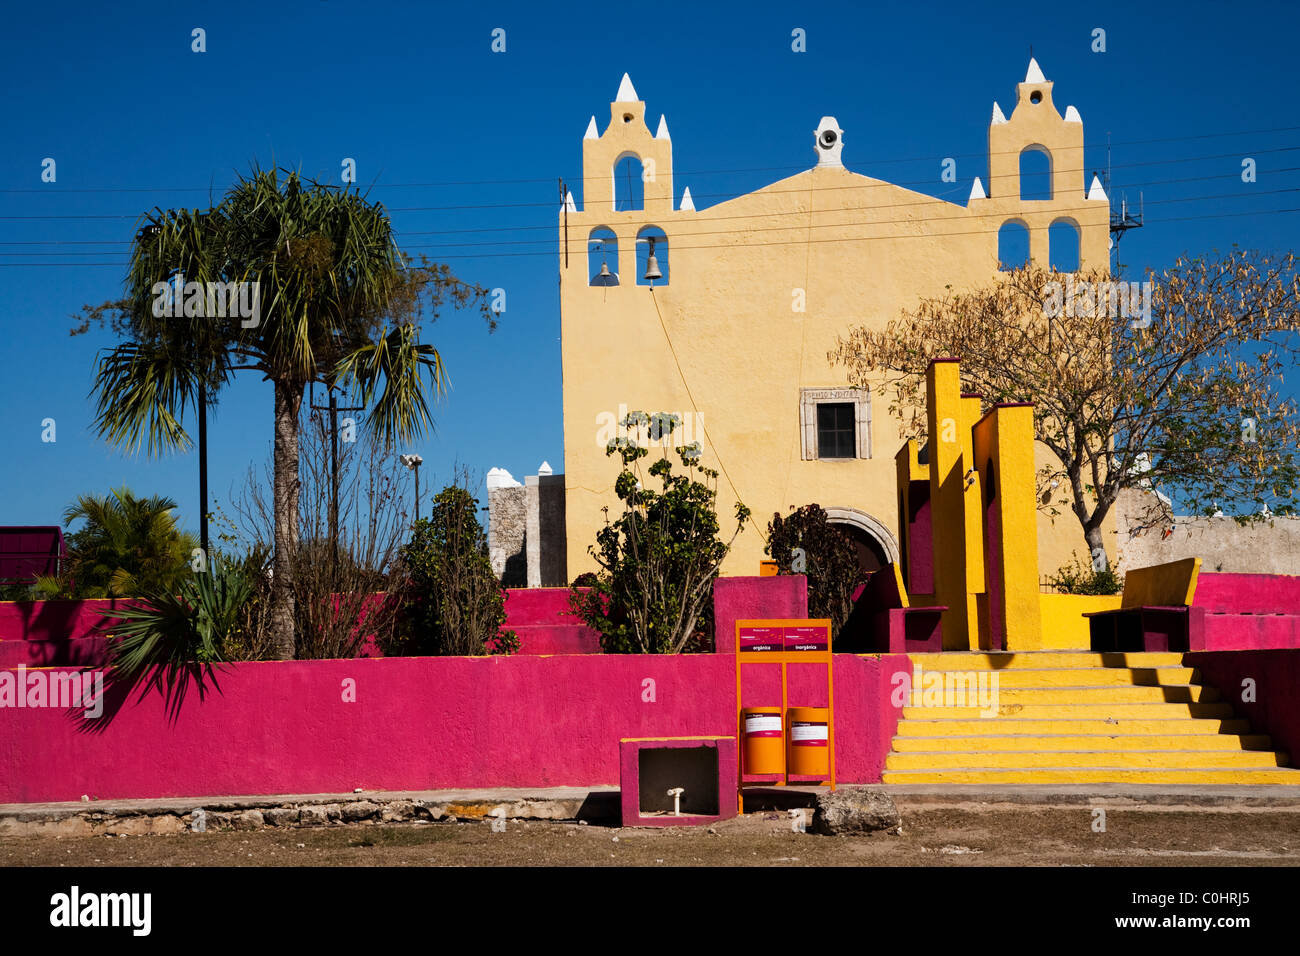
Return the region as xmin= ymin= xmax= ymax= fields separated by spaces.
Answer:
xmin=1116 ymin=488 xmax=1300 ymax=573
xmin=487 ymin=484 xmax=527 ymax=587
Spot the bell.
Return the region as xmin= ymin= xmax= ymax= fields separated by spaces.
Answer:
xmin=593 ymin=260 xmax=619 ymax=286
xmin=643 ymin=237 xmax=663 ymax=282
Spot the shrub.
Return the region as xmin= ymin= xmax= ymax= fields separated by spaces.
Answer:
xmin=103 ymin=553 xmax=260 ymax=706
xmin=1047 ymin=557 xmax=1125 ymax=595
xmin=766 ymin=504 xmax=865 ymax=640
xmin=392 ymin=485 xmax=517 ymax=656
xmin=569 ymin=411 xmax=749 ymax=654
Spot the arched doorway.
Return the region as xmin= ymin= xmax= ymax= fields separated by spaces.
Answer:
xmin=824 ymin=507 xmax=900 ymax=577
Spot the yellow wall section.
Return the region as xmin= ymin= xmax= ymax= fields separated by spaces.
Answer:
xmin=559 ymin=66 xmax=1112 ymax=581
xmin=1038 ymin=593 xmax=1123 ymax=649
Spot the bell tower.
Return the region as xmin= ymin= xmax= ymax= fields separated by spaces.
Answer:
xmin=581 ymin=73 xmax=674 ymax=215
xmin=972 ymin=58 xmax=1109 ymax=269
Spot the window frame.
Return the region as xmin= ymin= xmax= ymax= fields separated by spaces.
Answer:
xmin=800 ymin=387 xmax=871 ymax=461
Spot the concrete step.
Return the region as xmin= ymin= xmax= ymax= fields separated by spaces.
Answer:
xmin=981 ymin=685 xmax=1221 ymax=704
xmin=891 ymin=733 xmax=1277 ymax=753
xmin=907 ymin=652 xmax=1186 ymax=670
xmin=911 ymin=666 xmax=1201 ymax=687
xmin=900 ymin=701 xmax=1237 ymax=720
xmin=884 ymin=749 xmax=1290 ymax=771
xmin=893 ymin=717 xmax=1252 ymax=736
xmin=880 ymin=767 xmax=1300 ymax=785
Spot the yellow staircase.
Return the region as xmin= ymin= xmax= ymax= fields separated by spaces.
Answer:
xmin=882 ymin=652 xmax=1300 ymax=784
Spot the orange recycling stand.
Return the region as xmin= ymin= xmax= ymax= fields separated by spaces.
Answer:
xmin=735 ymin=619 xmax=836 ymax=813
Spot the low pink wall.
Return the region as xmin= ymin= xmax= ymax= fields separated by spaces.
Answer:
xmin=504 ymin=587 xmax=601 ymax=654
xmin=0 ymin=599 xmax=126 ymax=667
xmin=0 ymin=650 xmax=907 ymax=804
xmin=713 ymin=576 xmax=808 ymax=654
xmin=1189 ymin=649 xmax=1300 ymax=761
xmin=1194 ymin=573 xmax=1300 ymax=614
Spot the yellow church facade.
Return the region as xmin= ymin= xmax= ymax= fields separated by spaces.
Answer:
xmin=558 ymin=60 xmax=1112 ymax=581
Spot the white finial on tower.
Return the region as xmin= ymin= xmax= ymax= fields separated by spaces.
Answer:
xmin=615 ymin=73 xmax=638 ymax=102
xmin=991 ymin=102 xmax=1008 ymax=125
xmin=679 ymin=187 xmax=695 ymax=211
xmin=563 ymin=190 xmax=577 ymax=213
xmin=1087 ymin=174 xmax=1108 ymax=201
xmin=537 ymin=461 xmax=553 ymax=477
xmin=486 ymin=468 xmax=522 ymax=490
xmin=583 ymin=116 xmax=598 ymax=139
xmin=968 ymin=177 xmax=986 ymax=201
xmin=1064 ymin=105 xmax=1082 ymax=123
xmin=1025 ymin=57 xmax=1046 ymax=83
xmin=655 ymin=115 xmax=670 ymax=140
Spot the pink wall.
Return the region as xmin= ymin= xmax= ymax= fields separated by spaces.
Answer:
xmin=1190 ymin=649 xmax=1300 ymax=762
xmin=0 ymin=651 xmax=907 ymax=804
xmin=713 ymin=576 xmax=808 ymax=654
xmin=1191 ymin=573 xmax=1300 ymax=651
xmin=1194 ymin=573 xmax=1300 ymax=613
xmin=0 ymin=599 xmax=125 ymax=667
xmin=504 ymin=587 xmax=601 ymax=654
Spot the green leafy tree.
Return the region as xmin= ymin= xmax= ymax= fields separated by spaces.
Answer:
xmin=570 ymin=412 xmax=751 ymax=654
xmin=831 ymin=254 xmax=1300 ymax=565
xmin=394 ymin=485 xmax=517 ymax=656
xmin=766 ymin=504 xmax=865 ymax=640
xmin=80 ymin=167 xmax=493 ymax=658
xmin=35 ymin=486 xmax=197 ymax=598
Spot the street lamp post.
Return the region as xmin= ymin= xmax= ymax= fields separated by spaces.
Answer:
xmin=400 ymin=454 xmax=424 ymax=523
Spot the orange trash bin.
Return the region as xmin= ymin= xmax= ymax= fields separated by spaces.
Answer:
xmin=742 ymin=707 xmax=785 ymax=775
xmin=786 ymin=707 xmax=830 ymax=777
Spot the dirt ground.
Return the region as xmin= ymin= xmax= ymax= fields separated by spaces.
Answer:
xmin=5 ymin=804 xmax=1300 ymax=866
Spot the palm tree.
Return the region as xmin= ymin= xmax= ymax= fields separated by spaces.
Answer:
xmin=36 ymin=487 xmax=197 ymax=598
xmin=88 ymin=167 xmax=490 ymax=658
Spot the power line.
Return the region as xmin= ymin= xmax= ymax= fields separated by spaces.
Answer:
xmin=2 ymin=159 xmax=1289 ymax=247
xmin=6 ymin=206 xmax=1295 ymax=267
xmin=0 ymin=124 xmax=1295 ymax=194
xmin=9 ymin=186 xmax=1294 ymax=258
xmin=4 ymin=183 xmax=1295 ymax=257
xmin=2 ymin=145 xmax=1296 ymax=222
xmin=5 ymin=162 xmax=1293 ymax=245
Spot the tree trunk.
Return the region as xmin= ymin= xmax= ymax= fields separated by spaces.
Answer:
xmin=269 ymin=379 xmax=302 ymax=659
xmin=1084 ymin=523 xmax=1108 ymax=571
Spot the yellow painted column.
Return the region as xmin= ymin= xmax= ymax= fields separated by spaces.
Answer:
xmin=926 ymin=360 xmax=972 ymax=649
xmin=988 ymin=404 xmax=1043 ymax=649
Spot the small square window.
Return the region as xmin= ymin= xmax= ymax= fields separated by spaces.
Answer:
xmin=817 ymin=402 xmax=856 ymax=459
xmin=799 ymin=387 xmax=869 ymax=461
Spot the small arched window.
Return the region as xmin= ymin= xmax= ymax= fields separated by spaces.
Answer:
xmin=588 ymin=228 xmax=619 ymax=286
xmin=1049 ymin=219 xmax=1080 ymax=272
xmin=997 ymin=220 xmax=1030 ymax=271
xmin=635 ymin=226 xmax=668 ymax=286
xmin=1019 ymin=146 xmax=1052 ymax=200
xmin=613 ymin=155 xmax=645 ymax=211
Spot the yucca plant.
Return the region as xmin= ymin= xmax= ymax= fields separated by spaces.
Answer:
xmin=105 ymin=557 xmax=254 ymax=705
xmin=85 ymin=166 xmax=494 ymax=658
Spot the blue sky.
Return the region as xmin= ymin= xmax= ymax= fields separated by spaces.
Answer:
xmin=1 ymin=0 xmax=1296 ymax=537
